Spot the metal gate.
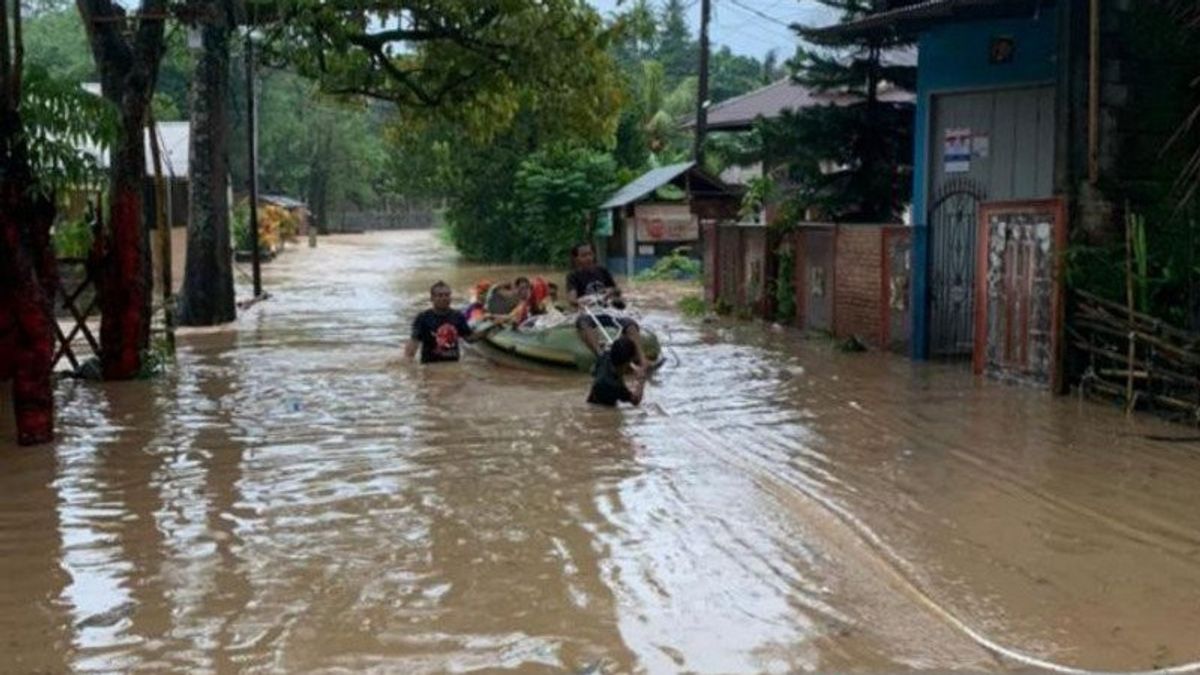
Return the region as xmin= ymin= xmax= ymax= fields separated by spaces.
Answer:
xmin=928 ymin=178 xmax=987 ymax=357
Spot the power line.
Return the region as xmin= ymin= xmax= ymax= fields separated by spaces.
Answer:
xmin=723 ymin=0 xmax=795 ymax=29
xmin=716 ymin=0 xmax=798 ymax=46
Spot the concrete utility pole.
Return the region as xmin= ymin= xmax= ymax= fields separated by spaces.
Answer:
xmin=245 ymin=30 xmax=263 ymax=298
xmin=692 ymin=0 xmax=712 ymax=164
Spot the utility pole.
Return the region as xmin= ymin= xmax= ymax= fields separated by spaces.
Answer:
xmin=245 ymin=30 xmax=263 ymax=298
xmin=692 ymin=0 xmax=712 ymax=164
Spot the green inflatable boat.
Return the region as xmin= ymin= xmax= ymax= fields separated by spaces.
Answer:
xmin=469 ymin=316 xmax=662 ymax=372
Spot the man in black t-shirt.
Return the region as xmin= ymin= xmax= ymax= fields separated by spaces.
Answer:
xmin=405 ymin=281 xmax=483 ymax=363
xmin=566 ymin=242 xmax=647 ymax=369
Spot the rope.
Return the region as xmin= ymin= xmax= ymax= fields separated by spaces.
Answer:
xmin=663 ymin=412 xmax=1200 ymax=675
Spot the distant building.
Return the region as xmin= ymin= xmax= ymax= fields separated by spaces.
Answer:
xmin=596 ymin=162 xmax=741 ymax=277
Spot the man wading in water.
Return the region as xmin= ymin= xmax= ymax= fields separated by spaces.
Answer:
xmin=565 ymin=242 xmax=649 ymax=372
xmin=406 ymin=281 xmax=492 ymax=363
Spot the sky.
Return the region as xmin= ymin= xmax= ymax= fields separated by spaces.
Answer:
xmin=586 ymin=0 xmax=838 ymax=60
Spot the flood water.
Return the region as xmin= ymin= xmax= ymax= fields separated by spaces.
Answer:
xmin=3 ymin=230 xmax=1200 ymax=674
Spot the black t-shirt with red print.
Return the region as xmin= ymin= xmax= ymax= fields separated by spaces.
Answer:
xmin=411 ymin=309 xmax=472 ymax=363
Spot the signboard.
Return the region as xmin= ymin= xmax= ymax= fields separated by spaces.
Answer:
xmin=944 ymin=128 xmax=972 ymax=173
xmin=634 ymin=203 xmax=698 ymax=242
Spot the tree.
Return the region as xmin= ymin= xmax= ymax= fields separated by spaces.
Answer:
xmin=656 ymin=0 xmax=695 ymax=83
xmin=1 ymin=0 xmax=116 ymax=444
xmin=178 ymin=0 xmax=236 ymax=326
xmin=76 ymin=0 xmax=169 ymax=378
xmin=768 ymin=0 xmax=915 ymax=222
xmin=264 ymin=0 xmax=623 ymax=141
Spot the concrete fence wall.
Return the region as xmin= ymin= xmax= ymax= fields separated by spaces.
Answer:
xmin=704 ymin=221 xmax=913 ymax=352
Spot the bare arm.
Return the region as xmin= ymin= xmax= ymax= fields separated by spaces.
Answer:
xmin=627 ymin=375 xmax=645 ymax=406
xmin=405 ymin=339 xmax=419 ymax=361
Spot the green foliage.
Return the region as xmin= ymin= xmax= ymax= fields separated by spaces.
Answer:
xmin=23 ymin=1 xmax=192 ymax=118
xmin=19 ymin=65 xmax=119 ymax=195
xmin=655 ymin=0 xmax=696 ymax=83
xmin=740 ymin=176 xmax=776 ymax=222
xmin=268 ymin=0 xmax=624 ymax=142
xmin=137 ymin=334 xmax=174 ymax=379
xmin=53 ymin=217 xmax=93 ymax=258
xmin=637 ymin=248 xmax=701 ymax=281
xmin=22 ymin=2 xmax=94 ymax=81
xmin=446 ymin=142 xmax=618 ymax=264
xmin=678 ymin=294 xmax=707 ymax=317
xmin=1065 ymin=2 xmax=1200 ymax=329
xmin=513 ymin=148 xmax=620 ymax=263
xmin=763 ymin=0 xmax=916 ymax=223
xmin=231 ymin=201 xmax=252 ymax=252
xmin=231 ymin=71 xmax=388 ymax=219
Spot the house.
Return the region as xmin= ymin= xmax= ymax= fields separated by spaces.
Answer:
xmin=596 ymin=162 xmax=741 ymax=277
xmin=811 ymin=0 xmax=1188 ymax=388
xmin=75 ymin=84 xmax=190 ymax=228
xmin=684 ymin=77 xmax=914 ymax=221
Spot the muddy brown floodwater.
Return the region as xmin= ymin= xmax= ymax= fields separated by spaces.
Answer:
xmin=3 ymin=230 xmax=1200 ymax=674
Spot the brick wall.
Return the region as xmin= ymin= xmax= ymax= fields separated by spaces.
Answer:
xmin=703 ymin=222 xmax=912 ymax=352
xmin=833 ymin=226 xmax=885 ymax=345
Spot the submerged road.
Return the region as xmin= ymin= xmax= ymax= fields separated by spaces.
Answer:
xmin=2 ymin=230 xmax=1200 ymax=673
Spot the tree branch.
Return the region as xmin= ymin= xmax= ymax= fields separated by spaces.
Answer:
xmin=75 ymin=0 xmax=133 ymax=81
xmin=13 ymin=0 xmax=22 ymax=100
xmin=1 ymin=0 xmax=11 ymax=110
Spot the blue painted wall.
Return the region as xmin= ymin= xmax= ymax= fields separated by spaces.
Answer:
xmin=909 ymin=10 xmax=1059 ymax=359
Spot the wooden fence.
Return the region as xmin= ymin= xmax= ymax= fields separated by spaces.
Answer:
xmin=1069 ymin=289 xmax=1200 ymax=423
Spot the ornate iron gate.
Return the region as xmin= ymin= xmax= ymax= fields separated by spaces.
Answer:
xmin=927 ymin=178 xmax=987 ymax=357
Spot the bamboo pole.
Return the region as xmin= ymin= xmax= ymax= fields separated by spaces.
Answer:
xmin=1088 ymin=0 xmax=1101 ymax=185
xmin=147 ymin=113 xmax=175 ymax=353
xmin=1124 ymin=203 xmax=1136 ymax=414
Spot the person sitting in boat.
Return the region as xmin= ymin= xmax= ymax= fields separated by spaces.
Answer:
xmin=461 ymin=280 xmax=492 ymax=323
xmin=587 ymin=326 xmax=646 ymax=407
xmin=492 ymin=277 xmax=536 ymax=328
xmin=406 ymin=281 xmax=493 ymax=363
xmin=566 ymin=242 xmax=647 ymax=369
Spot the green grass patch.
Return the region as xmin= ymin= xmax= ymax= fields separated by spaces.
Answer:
xmin=677 ymin=295 xmax=707 ymax=317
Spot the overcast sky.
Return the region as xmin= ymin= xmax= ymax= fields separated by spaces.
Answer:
xmin=586 ymin=0 xmax=837 ymax=60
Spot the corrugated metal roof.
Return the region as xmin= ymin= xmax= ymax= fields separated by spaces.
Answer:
xmin=685 ymin=77 xmax=915 ymax=131
xmin=260 ymin=194 xmax=308 ymax=209
xmin=599 ymin=162 xmax=695 ymax=209
xmin=805 ymin=0 xmax=1043 ymax=41
xmin=77 ymin=83 xmax=190 ymax=178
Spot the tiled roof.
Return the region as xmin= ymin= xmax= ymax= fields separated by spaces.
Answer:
xmin=805 ymin=0 xmax=1044 ymax=41
xmin=686 ymin=78 xmax=915 ymax=132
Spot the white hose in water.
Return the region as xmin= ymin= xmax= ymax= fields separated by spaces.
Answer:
xmin=664 ymin=412 xmax=1200 ymax=675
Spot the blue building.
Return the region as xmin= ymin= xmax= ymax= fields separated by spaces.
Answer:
xmin=815 ymin=0 xmax=1136 ymax=368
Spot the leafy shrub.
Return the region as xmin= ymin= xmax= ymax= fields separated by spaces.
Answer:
xmin=446 ymin=144 xmax=618 ymax=265
xmin=636 ymin=248 xmax=701 ymax=280
xmin=53 ymin=218 xmax=93 ymax=259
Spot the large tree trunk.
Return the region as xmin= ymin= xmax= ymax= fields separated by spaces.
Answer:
xmin=77 ymin=0 xmax=166 ymax=379
xmin=0 ymin=114 xmax=58 ymax=445
xmin=98 ymin=106 xmax=153 ymax=379
xmin=178 ymin=9 xmax=235 ymax=326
